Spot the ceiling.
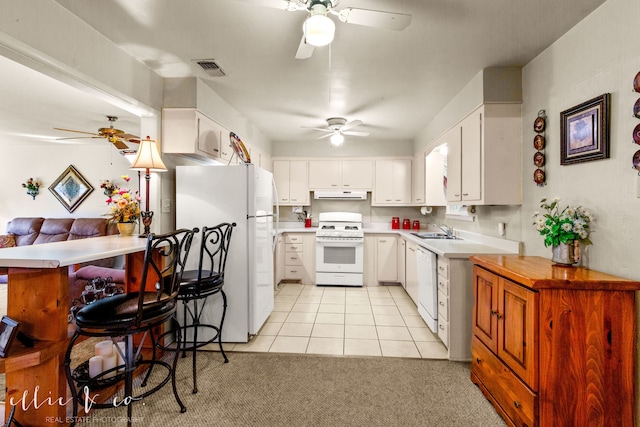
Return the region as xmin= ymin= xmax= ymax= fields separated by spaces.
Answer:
xmin=0 ymin=0 xmax=607 ymax=147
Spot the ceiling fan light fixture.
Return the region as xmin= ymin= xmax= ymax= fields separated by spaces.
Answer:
xmin=303 ymin=5 xmax=335 ymax=47
xmin=330 ymin=132 xmax=344 ymax=146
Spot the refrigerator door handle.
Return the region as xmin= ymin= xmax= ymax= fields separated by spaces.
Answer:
xmin=271 ymin=176 xmax=280 ymax=252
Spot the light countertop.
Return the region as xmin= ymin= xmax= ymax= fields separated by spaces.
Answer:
xmin=0 ymin=235 xmax=148 ymax=268
xmin=276 ymin=222 xmax=521 ymax=259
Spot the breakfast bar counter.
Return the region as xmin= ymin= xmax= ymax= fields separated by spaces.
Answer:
xmin=0 ymin=235 xmax=151 ymax=426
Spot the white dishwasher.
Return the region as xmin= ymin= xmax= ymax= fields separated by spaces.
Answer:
xmin=416 ymin=247 xmax=438 ymax=333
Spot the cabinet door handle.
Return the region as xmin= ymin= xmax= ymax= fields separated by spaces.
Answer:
xmin=475 ymin=357 xmax=481 ymax=364
xmin=454 ymin=193 xmax=460 ymax=197
xmin=513 ymin=401 xmax=521 ymax=409
xmin=462 ymin=193 xmax=469 ymax=196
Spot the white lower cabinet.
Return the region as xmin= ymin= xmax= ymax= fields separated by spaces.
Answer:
xmin=282 ymin=233 xmax=315 ymax=284
xmin=376 ymin=236 xmax=398 ymax=282
xmin=398 ymin=238 xmax=406 ymax=288
xmin=404 ymin=241 xmax=418 ymax=304
xmin=437 ymin=255 xmax=474 ymax=361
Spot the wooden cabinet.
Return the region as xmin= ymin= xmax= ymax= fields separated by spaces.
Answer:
xmin=282 ymin=233 xmax=314 ymax=284
xmin=273 ymin=160 xmax=309 ymax=205
xmin=446 ymin=104 xmax=521 ymax=205
xmin=412 ymin=151 xmax=426 ymax=205
xmin=373 ymin=159 xmax=412 ymax=205
xmin=308 ymin=159 xmax=373 ymax=190
xmin=470 ymin=255 xmax=640 ymax=427
xmin=397 ymin=238 xmax=406 ymax=288
xmin=376 ymin=236 xmax=397 ymax=282
xmin=404 ymin=241 xmax=418 ymax=304
xmin=162 ymin=108 xmax=226 ymax=160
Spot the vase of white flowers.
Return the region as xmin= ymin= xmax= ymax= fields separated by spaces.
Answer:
xmin=532 ymin=197 xmax=594 ymax=265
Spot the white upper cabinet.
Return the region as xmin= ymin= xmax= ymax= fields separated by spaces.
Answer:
xmin=308 ymin=159 xmax=373 ymax=190
xmin=412 ymin=151 xmax=426 ymax=205
xmin=445 ymin=104 xmax=522 ymax=205
xmin=162 ymin=108 xmax=225 ymax=160
xmin=373 ymin=159 xmax=412 ymax=205
xmin=424 ymin=146 xmax=448 ymax=206
xmin=273 ymin=159 xmax=309 ymax=206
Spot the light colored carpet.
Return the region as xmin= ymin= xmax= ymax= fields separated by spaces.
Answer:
xmin=76 ymin=351 xmax=506 ymax=427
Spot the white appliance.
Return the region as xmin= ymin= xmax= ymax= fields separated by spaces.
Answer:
xmin=417 ymin=246 xmax=438 ymax=333
xmin=176 ymin=163 xmax=276 ymax=342
xmin=315 ymin=212 xmax=364 ymax=287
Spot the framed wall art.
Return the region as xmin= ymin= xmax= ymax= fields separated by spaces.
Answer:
xmin=560 ymin=93 xmax=610 ymax=165
xmin=0 ymin=316 xmax=20 ymax=357
xmin=49 ymin=165 xmax=94 ymax=212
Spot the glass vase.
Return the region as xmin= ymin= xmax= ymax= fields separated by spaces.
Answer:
xmin=551 ymin=241 xmax=579 ymax=265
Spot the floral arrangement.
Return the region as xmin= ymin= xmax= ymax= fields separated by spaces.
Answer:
xmin=532 ymin=197 xmax=594 ymax=247
xmin=100 ymin=179 xmax=118 ymax=197
xmin=22 ymin=178 xmax=41 ymax=191
xmin=103 ymin=176 xmax=141 ymax=223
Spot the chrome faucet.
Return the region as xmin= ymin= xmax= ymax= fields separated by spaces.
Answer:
xmin=433 ymin=224 xmax=453 ymax=238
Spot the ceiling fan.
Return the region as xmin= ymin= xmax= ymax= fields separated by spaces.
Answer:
xmin=54 ymin=116 xmax=140 ymax=150
xmin=244 ymin=0 xmax=412 ymax=59
xmin=308 ymin=117 xmax=369 ymax=145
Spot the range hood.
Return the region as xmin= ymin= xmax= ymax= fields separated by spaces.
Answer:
xmin=313 ymin=190 xmax=368 ymax=200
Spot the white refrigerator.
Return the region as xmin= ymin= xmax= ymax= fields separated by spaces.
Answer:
xmin=176 ymin=163 xmax=276 ymax=343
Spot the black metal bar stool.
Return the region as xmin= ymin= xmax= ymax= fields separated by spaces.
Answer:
xmin=173 ymin=222 xmax=235 ymax=394
xmin=63 ymin=228 xmax=197 ymax=427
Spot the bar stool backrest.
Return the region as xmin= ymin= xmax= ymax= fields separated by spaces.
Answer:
xmin=196 ymin=222 xmax=236 ymax=291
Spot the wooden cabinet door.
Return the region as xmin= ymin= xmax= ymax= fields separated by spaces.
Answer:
xmin=273 ymin=160 xmax=291 ymax=203
xmin=342 ymin=160 xmax=373 ymax=190
xmin=498 ymin=277 xmax=537 ymax=389
xmin=472 ymin=266 xmax=499 ymax=352
xmin=446 ymin=126 xmax=462 ymax=202
xmin=539 ymin=289 xmax=635 ymax=426
xmin=196 ymin=112 xmax=222 ymax=158
xmin=308 ymin=160 xmax=340 ymax=189
xmin=405 ymin=242 xmax=418 ymax=304
xmin=288 ymin=160 xmax=309 ymax=205
xmin=460 ymin=108 xmax=482 ymax=201
xmin=412 ymin=152 xmax=426 ymax=205
xmin=376 ymin=236 xmax=397 ymax=282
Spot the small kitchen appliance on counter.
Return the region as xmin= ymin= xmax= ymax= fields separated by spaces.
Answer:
xmin=315 ymin=212 xmax=364 ymax=287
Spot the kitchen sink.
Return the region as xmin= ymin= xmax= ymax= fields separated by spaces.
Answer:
xmin=410 ymin=232 xmax=461 ymax=240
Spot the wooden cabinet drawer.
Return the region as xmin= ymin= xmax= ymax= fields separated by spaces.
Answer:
xmin=285 ymin=243 xmax=304 ymax=253
xmin=437 ymin=318 xmax=449 ymax=347
xmin=437 ymin=258 xmax=449 ymax=280
xmin=437 ymin=276 xmax=449 ymax=296
xmin=437 ymin=290 xmax=448 ymax=321
xmin=285 ymin=235 xmax=303 ymax=244
xmin=284 ymin=266 xmax=303 ymax=280
xmin=471 ymin=336 xmax=536 ymax=427
xmin=285 ymin=253 xmax=303 ymax=266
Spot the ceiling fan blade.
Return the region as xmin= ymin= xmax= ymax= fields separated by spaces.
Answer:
xmin=302 ymin=127 xmax=333 ymax=132
xmin=336 ymin=8 xmax=412 ymax=31
xmin=295 ymin=34 xmax=314 ymax=59
xmin=235 ymin=0 xmax=306 ymax=11
xmin=342 ymin=130 xmax=369 ymax=137
xmin=55 ymin=136 xmax=103 ymax=141
xmin=340 ymin=119 xmax=363 ymax=132
xmin=112 ymin=139 xmax=129 ymax=150
xmin=316 ymin=133 xmax=334 ymax=140
xmin=53 ymin=127 xmax=99 ymax=136
xmin=119 ymin=133 xmax=140 ymax=140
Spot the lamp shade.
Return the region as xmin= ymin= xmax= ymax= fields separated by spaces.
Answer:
xmin=303 ymin=13 xmax=335 ymax=47
xmin=130 ymin=138 xmax=167 ymax=172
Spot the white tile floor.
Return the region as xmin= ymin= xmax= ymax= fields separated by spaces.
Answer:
xmin=226 ymin=283 xmax=449 ymax=359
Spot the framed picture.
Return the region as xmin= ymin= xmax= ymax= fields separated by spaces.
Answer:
xmin=49 ymin=165 xmax=94 ymax=212
xmin=560 ymin=93 xmax=610 ymax=165
xmin=0 ymin=316 xmax=20 ymax=357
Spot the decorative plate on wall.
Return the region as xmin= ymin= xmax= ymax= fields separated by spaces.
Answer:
xmin=534 ymin=151 xmax=545 ymax=167
xmin=533 ymin=116 xmax=546 ymax=133
xmin=533 ymin=135 xmax=545 ymax=150
xmin=634 ymin=123 xmax=640 ymax=144
xmin=533 ymin=168 xmax=546 ymax=185
xmin=634 ymin=71 xmax=640 ymax=93
xmin=634 ymin=98 xmax=640 ymax=119
xmin=633 ymin=150 xmax=640 ymax=174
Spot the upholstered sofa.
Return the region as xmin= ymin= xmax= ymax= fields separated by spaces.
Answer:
xmin=0 ymin=217 xmax=126 ymax=303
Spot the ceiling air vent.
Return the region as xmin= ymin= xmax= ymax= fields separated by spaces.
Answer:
xmin=195 ymin=59 xmax=226 ymax=77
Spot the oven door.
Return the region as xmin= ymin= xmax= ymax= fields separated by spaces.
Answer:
xmin=315 ymin=239 xmax=364 ymax=274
